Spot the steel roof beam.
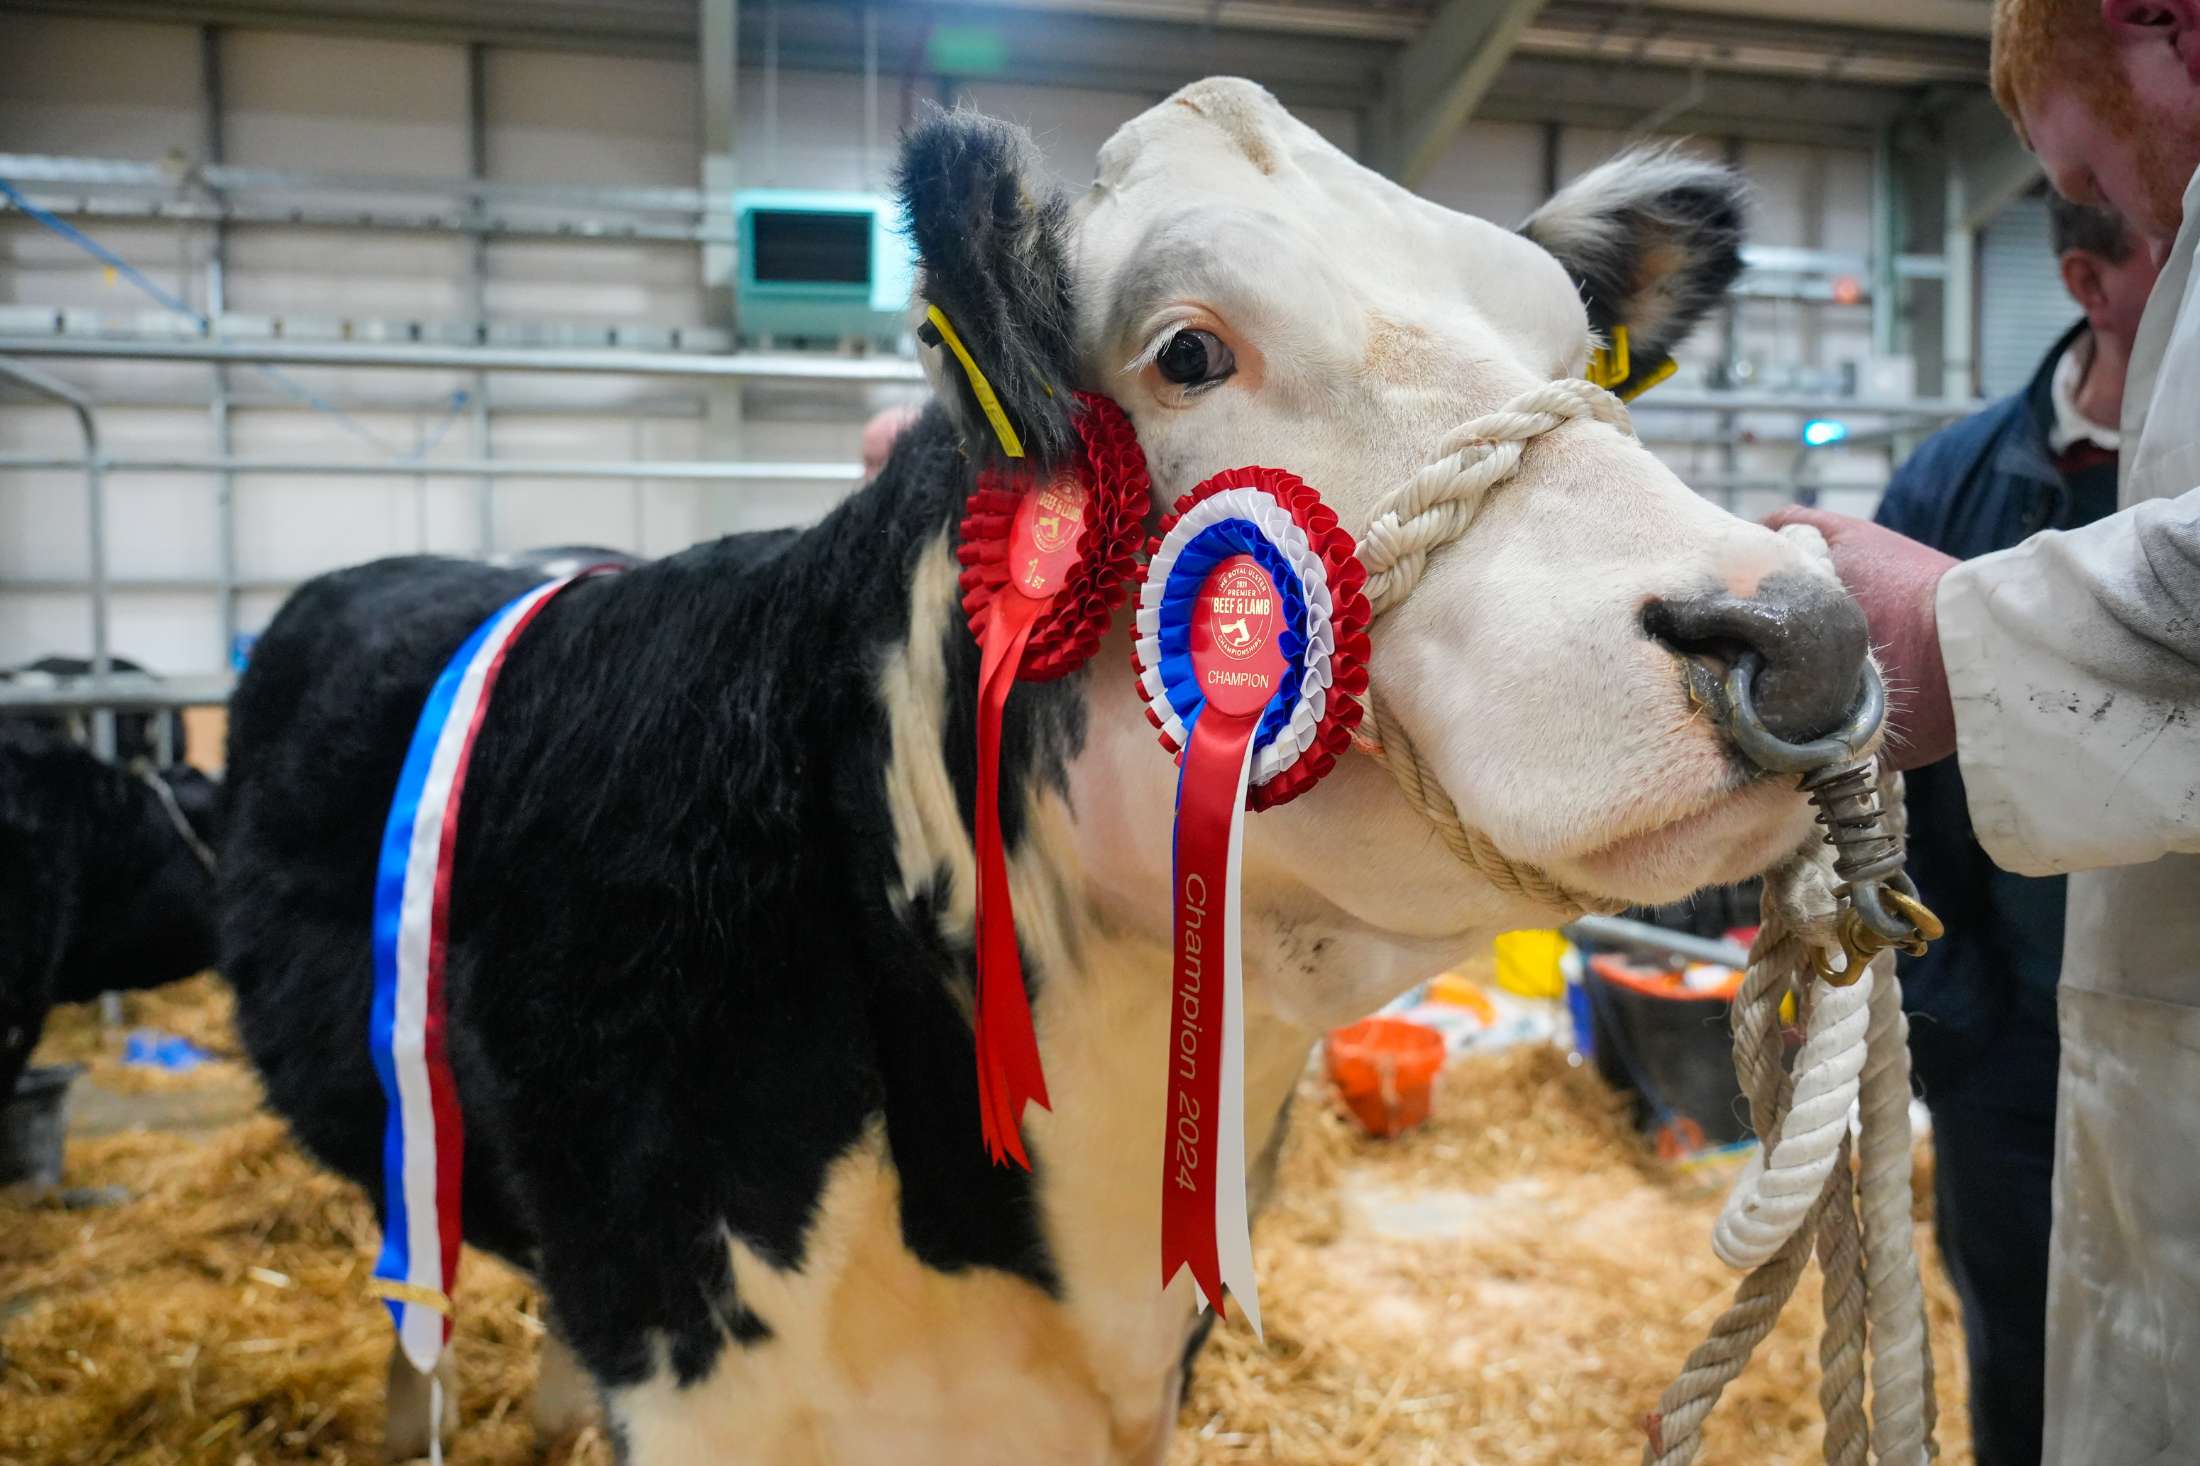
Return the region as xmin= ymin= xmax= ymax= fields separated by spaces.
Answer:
xmin=1944 ymin=91 xmax=2039 ymax=231
xmin=1368 ymin=0 xmax=1550 ymax=186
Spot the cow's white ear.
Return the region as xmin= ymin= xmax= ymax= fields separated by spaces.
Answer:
xmin=897 ymin=105 xmax=1081 ymax=467
xmin=1521 ymin=149 xmax=1747 ymax=396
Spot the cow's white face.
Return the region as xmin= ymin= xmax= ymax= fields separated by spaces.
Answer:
xmin=1052 ymin=82 xmax=1832 ymax=1004
xmin=907 ymin=78 xmax=1868 ymax=1028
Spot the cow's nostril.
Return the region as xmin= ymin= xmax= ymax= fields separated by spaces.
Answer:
xmin=1642 ymin=601 xmax=1742 ymax=672
xmin=1644 ymin=573 xmax=1870 ymax=743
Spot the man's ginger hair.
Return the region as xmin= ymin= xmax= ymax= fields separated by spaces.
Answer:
xmin=1992 ymin=0 xmax=2119 ymax=137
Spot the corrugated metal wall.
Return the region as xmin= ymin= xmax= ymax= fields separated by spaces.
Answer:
xmin=1 ymin=10 xmax=1887 ymax=673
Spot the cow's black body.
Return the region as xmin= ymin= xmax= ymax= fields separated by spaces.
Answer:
xmin=221 ymin=404 xmax=1088 ymax=1391
xmin=0 ymin=723 xmax=221 ymax=1095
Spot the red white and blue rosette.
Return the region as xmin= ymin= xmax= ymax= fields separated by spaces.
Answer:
xmin=1132 ymin=467 xmax=1371 ymax=808
xmin=1129 ymin=467 xmax=1369 ymax=1337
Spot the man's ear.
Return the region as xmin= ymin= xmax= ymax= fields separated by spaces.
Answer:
xmin=2060 ymin=250 xmax=2110 ymax=319
xmin=896 ymin=104 xmax=1080 ymax=468
xmin=2102 ymin=0 xmax=2200 ymax=82
xmin=1520 ymin=148 xmax=1748 ymax=396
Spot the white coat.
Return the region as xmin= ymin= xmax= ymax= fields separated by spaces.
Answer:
xmin=1935 ymin=163 xmax=2200 ymax=1464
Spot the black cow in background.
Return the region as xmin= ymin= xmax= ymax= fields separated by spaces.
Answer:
xmin=3 ymin=654 xmax=191 ymax=767
xmin=0 ymin=722 xmax=222 ymax=1098
xmin=2 ymin=557 xmax=634 ymax=1106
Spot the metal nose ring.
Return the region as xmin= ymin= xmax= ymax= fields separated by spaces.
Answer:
xmin=1716 ymin=652 xmax=1885 ymax=776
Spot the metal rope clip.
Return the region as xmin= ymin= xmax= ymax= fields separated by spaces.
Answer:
xmin=1709 ymin=652 xmax=1946 ymax=986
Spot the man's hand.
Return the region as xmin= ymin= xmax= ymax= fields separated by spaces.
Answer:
xmin=1763 ymin=506 xmax=1961 ymax=772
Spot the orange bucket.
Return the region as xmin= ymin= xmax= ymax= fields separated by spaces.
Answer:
xmin=1325 ymin=1017 xmax=1446 ymax=1138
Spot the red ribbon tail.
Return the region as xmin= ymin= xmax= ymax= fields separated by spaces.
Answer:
xmin=973 ymin=594 xmax=1049 ymax=1169
xmin=1160 ymin=705 xmax=1262 ymax=1318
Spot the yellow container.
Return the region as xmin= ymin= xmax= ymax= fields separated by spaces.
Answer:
xmin=1492 ymin=929 xmax=1568 ymax=999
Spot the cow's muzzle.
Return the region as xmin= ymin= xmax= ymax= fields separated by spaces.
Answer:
xmin=1644 ymin=571 xmax=1871 ymax=749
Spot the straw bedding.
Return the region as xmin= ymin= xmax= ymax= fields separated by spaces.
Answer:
xmin=4 ymin=983 xmax=1971 ymax=1465
xmin=29 ymin=977 xmax=251 ymax=1101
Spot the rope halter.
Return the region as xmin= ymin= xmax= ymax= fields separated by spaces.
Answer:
xmin=1351 ymin=376 xmax=1638 ymax=917
xmin=138 ymin=764 xmax=218 ymax=876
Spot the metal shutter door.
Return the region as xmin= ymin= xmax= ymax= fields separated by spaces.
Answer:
xmin=1978 ymin=195 xmax=2081 ymax=398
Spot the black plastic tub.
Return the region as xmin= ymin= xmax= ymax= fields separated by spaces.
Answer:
xmin=2 ymin=1063 xmax=82 ymax=1187
xmin=1584 ymin=955 xmax=1750 ymax=1157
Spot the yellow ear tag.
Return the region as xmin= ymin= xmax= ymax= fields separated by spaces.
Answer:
xmin=1585 ymin=324 xmax=1631 ymax=391
xmin=923 ymin=304 xmax=1025 ymax=459
xmin=1619 ymin=356 xmax=1678 ymax=402
xmin=1585 ymin=324 xmax=1678 ymax=402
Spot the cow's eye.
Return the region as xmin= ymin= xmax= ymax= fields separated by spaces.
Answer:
xmin=1156 ymin=329 xmax=1235 ymax=388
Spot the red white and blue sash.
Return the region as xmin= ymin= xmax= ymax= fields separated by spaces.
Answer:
xmin=367 ymin=571 xmax=596 ymax=1377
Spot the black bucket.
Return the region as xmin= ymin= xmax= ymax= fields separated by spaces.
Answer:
xmin=2 ymin=1063 xmax=83 ymax=1187
xmin=1584 ymin=955 xmax=1750 ymax=1156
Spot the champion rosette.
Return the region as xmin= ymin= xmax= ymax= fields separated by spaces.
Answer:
xmin=1129 ymin=466 xmax=1371 ymax=1334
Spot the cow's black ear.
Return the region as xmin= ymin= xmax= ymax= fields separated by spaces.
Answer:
xmin=897 ymin=104 xmax=1080 ymax=467
xmin=1520 ymin=149 xmax=1747 ymax=396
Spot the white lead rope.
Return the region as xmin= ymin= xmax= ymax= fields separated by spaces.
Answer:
xmin=1642 ymin=771 xmax=1936 ymax=1466
xmin=1712 ymin=968 xmax=1873 ymax=1271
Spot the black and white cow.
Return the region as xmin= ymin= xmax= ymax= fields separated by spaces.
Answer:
xmin=0 ymin=721 xmax=222 ymax=1099
xmin=220 ymin=82 xmax=1868 ymax=1463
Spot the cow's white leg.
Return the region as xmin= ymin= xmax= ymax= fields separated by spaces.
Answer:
xmin=382 ymin=1346 xmax=459 ymax=1462
xmin=534 ymin=1323 xmax=598 ymax=1441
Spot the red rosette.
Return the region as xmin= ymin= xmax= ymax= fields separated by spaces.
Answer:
xmin=1127 ymin=465 xmax=1372 ymax=812
xmin=956 ymin=391 xmax=1151 ymax=1170
xmin=956 ymin=391 xmax=1150 ymax=682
